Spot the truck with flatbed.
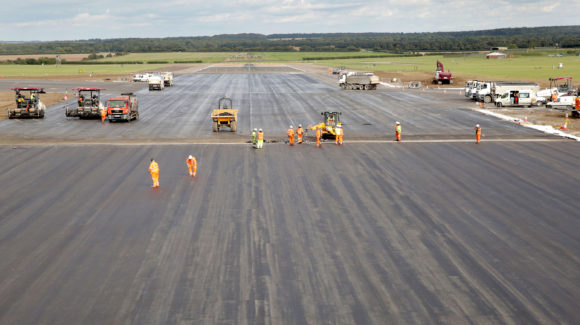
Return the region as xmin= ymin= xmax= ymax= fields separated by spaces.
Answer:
xmin=162 ymin=72 xmax=174 ymax=87
xmin=148 ymin=75 xmax=165 ymax=91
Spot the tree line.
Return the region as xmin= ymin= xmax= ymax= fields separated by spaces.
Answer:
xmin=0 ymin=26 xmax=578 ymax=55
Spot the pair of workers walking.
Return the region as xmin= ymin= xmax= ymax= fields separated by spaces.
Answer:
xmin=286 ymin=124 xmax=307 ymax=146
xmin=251 ymin=128 xmax=265 ymax=149
xmin=148 ymin=155 xmax=198 ymax=188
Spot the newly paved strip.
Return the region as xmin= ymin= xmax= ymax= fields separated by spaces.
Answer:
xmin=0 ymin=70 xmax=551 ymax=144
xmin=0 ymin=142 xmax=578 ymax=324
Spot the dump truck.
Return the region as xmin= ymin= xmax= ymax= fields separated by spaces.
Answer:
xmin=148 ymin=75 xmax=165 ymax=91
xmin=65 ymin=88 xmax=105 ymax=119
xmin=309 ymin=111 xmax=342 ymax=138
xmin=162 ymin=72 xmax=174 ymax=87
xmin=106 ymin=93 xmax=139 ymax=122
xmin=434 ymin=60 xmax=453 ymax=84
xmin=7 ymin=87 xmax=46 ymax=119
xmin=211 ymin=97 xmax=238 ymax=132
xmin=339 ymin=72 xmax=379 ymax=90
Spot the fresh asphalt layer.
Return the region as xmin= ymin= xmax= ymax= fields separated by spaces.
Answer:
xmin=0 ymin=68 xmax=551 ymax=144
xmin=0 ymin=67 xmax=578 ymax=324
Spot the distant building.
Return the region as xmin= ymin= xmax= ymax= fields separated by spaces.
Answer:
xmin=486 ymin=52 xmax=507 ymax=59
xmin=490 ymin=47 xmax=508 ymax=51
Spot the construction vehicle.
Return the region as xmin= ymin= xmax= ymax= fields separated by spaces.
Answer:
xmin=7 ymin=87 xmax=46 ymax=119
xmin=477 ymin=81 xmax=539 ymax=103
xmin=309 ymin=111 xmax=342 ymax=138
xmin=339 ymin=72 xmax=379 ymax=90
xmin=106 ymin=93 xmax=139 ymax=122
xmin=162 ymin=72 xmax=174 ymax=87
xmin=538 ymin=77 xmax=575 ymax=99
xmin=65 ymin=88 xmax=105 ymax=119
xmin=434 ymin=60 xmax=453 ymax=84
xmin=211 ymin=97 xmax=238 ymax=132
xmin=148 ymin=74 xmax=165 ymax=91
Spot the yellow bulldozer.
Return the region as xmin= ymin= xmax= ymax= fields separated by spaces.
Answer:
xmin=309 ymin=111 xmax=342 ymax=138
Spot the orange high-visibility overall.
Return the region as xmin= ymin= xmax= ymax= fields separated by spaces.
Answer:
xmin=149 ymin=161 xmax=160 ymax=187
xmin=296 ymin=127 xmax=304 ymax=143
xmin=395 ymin=124 xmax=402 ymax=141
xmin=100 ymin=108 xmax=107 ymax=123
xmin=316 ymin=127 xmax=322 ymax=147
xmin=186 ymin=157 xmax=197 ymax=176
xmin=475 ymin=126 xmax=481 ymax=143
xmin=287 ymin=128 xmax=294 ymax=146
xmin=335 ymin=128 xmax=343 ymax=145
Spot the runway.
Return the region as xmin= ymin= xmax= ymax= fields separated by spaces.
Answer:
xmin=0 ymin=66 xmax=578 ymax=324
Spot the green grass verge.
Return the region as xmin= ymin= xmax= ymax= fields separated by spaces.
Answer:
xmin=0 ymin=64 xmax=169 ymax=77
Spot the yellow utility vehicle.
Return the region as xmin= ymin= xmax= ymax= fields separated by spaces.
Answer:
xmin=211 ymin=97 xmax=238 ymax=132
xmin=309 ymin=111 xmax=342 ymax=138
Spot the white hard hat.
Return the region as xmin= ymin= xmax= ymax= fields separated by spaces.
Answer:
xmin=395 ymin=121 xmax=400 ymax=124
xmin=253 ymin=128 xmax=257 ymax=131
xmin=259 ymin=128 xmax=262 ymax=131
xmin=298 ymin=124 xmax=302 ymax=127
xmin=188 ymin=155 xmax=193 ymax=159
xmin=476 ymin=124 xmax=480 ymax=127
xmin=290 ymin=125 xmax=293 ymax=129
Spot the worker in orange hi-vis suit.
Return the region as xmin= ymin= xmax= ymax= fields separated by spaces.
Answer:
xmin=395 ymin=121 xmax=402 ymax=141
xmin=296 ymin=124 xmax=304 ymax=144
xmin=287 ymin=125 xmax=295 ymax=146
xmin=551 ymin=91 xmax=558 ymax=103
xmin=186 ymin=155 xmax=197 ymax=176
xmin=100 ymin=107 xmax=107 ymax=123
xmin=316 ymin=126 xmax=322 ymax=147
xmin=148 ymin=158 xmax=160 ymax=188
xmin=475 ymin=124 xmax=482 ymax=144
xmin=335 ymin=124 xmax=343 ymax=145
xmin=575 ymin=96 xmax=580 ymax=111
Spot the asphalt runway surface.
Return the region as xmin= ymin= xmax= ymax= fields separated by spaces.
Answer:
xmin=0 ymin=67 xmax=551 ymax=144
xmin=0 ymin=66 xmax=579 ymax=324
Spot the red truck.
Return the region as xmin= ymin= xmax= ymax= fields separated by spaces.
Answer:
xmin=106 ymin=93 xmax=139 ymax=122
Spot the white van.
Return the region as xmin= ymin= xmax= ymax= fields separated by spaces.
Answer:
xmin=494 ymin=90 xmax=545 ymax=107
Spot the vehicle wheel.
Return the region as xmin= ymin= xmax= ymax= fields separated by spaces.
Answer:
xmin=213 ymin=122 xmax=218 ymax=132
xmin=231 ymin=120 xmax=237 ymax=132
xmin=484 ymin=96 xmax=492 ymax=103
xmin=497 ymin=102 xmax=503 ymax=107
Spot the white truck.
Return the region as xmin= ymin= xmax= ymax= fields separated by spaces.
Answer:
xmin=339 ymin=72 xmax=380 ymax=90
xmin=468 ymin=80 xmax=481 ymax=100
xmin=464 ymin=80 xmax=476 ymax=98
xmin=148 ymin=75 xmax=165 ymax=91
xmin=162 ymin=72 xmax=174 ymax=87
xmin=494 ymin=89 xmax=545 ymax=107
xmin=478 ymin=81 xmax=539 ymax=103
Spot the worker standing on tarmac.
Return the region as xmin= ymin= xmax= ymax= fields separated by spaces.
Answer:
xmin=296 ymin=124 xmax=304 ymax=144
xmin=148 ymin=158 xmax=160 ymax=188
xmin=335 ymin=123 xmax=343 ymax=145
xmin=100 ymin=107 xmax=107 ymax=123
xmin=257 ymin=129 xmax=264 ymax=149
xmin=315 ymin=126 xmax=322 ymax=147
xmin=251 ymin=128 xmax=257 ymax=148
xmin=575 ymin=95 xmax=580 ymax=111
xmin=186 ymin=155 xmax=197 ymax=176
xmin=287 ymin=125 xmax=295 ymax=146
xmin=475 ymin=124 xmax=482 ymax=144
xmin=395 ymin=121 xmax=402 ymax=141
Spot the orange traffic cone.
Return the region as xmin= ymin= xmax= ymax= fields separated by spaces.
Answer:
xmin=560 ymin=115 xmax=569 ymax=130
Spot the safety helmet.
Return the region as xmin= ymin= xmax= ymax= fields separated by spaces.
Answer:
xmin=298 ymin=124 xmax=302 ymax=127
xmin=259 ymin=128 xmax=262 ymax=131
xmin=290 ymin=125 xmax=293 ymax=129
xmin=253 ymin=128 xmax=257 ymax=131
xmin=476 ymin=124 xmax=480 ymax=127
xmin=396 ymin=121 xmax=400 ymax=125
xmin=188 ymin=155 xmax=193 ymax=159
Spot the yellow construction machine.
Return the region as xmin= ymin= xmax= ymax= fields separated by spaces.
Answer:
xmin=309 ymin=111 xmax=342 ymax=138
xmin=211 ymin=97 xmax=238 ymax=132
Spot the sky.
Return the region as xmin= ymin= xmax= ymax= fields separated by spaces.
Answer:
xmin=1 ymin=0 xmax=579 ymax=41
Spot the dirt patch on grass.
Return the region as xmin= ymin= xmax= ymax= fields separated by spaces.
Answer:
xmin=483 ymin=107 xmax=580 ymax=137
xmin=0 ymin=91 xmax=66 ymax=121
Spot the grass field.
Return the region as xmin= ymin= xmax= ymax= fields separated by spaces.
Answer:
xmin=315 ymin=54 xmax=580 ymax=82
xmin=0 ymin=64 xmax=168 ymax=77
